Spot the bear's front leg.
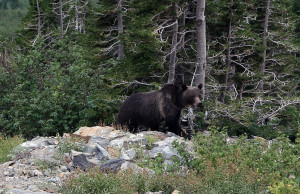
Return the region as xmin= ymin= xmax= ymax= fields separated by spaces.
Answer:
xmin=165 ymin=117 xmax=188 ymax=139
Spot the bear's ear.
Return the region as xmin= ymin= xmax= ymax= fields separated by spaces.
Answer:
xmin=181 ymin=84 xmax=187 ymax=91
xmin=198 ymin=84 xmax=203 ymax=90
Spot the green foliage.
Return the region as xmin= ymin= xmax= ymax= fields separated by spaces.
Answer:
xmin=0 ymin=37 xmax=120 ymax=137
xmin=35 ymin=159 xmax=58 ymax=171
xmin=268 ymin=177 xmax=300 ymax=194
xmin=0 ymin=134 xmax=25 ymax=163
xmin=56 ymin=136 xmax=85 ymax=154
xmin=0 ymin=0 xmax=28 ymax=37
xmin=208 ymin=99 xmax=300 ymax=140
xmin=192 ymin=128 xmax=300 ymax=190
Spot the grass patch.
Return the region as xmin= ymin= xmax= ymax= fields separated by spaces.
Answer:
xmin=0 ymin=134 xmax=25 ymax=163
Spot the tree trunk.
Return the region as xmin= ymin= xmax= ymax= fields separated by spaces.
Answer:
xmin=75 ymin=0 xmax=79 ymax=31
xmin=167 ymin=2 xmax=178 ymax=84
xmin=59 ymin=0 xmax=63 ymax=38
xmin=117 ymin=0 xmax=124 ymax=59
xmin=258 ymin=0 xmax=271 ymax=92
xmin=36 ymin=0 xmax=41 ymax=37
xmin=194 ymin=0 xmax=206 ymax=98
xmin=220 ymin=0 xmax=233 ymax=103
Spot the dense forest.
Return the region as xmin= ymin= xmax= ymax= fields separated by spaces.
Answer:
xmin=0 ymin=0 xmax=299 ymax=140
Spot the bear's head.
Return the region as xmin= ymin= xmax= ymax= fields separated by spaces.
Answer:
xmin=161 ymin=84 xmax=203 ymax=108
xmin=179 ymin=84 xmax=203 ymax=108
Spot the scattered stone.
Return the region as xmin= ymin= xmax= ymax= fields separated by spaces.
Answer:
xmin=33 ymin=170 xmax=43 ymax=177
xmin=120 ymin=148 xmax=136 ymax=161
xmin=60 ymin=166 xmax=68 ymax=172
xmin=226 ymin=137 xmax=238 ymax=144
xmin=145 ymin=191 xmax=164 ymax=194
xmin=88 ymin=136 xmax=110 ymax=148
xmin=148 ymin=145 xmax=179 ymax=160
xmin=73 ymin=126 xmax=115 ymax=137
xmin=108 ymin=137 xmax=130 ymax=150
xmin=172 ymin=190 xmax=181 ymax=194
xmin=19 ymin=137 xmax=54 ymax=149
xmin=31 ymin=147 xmax=59 ymax=163
xmin=95 ymin=144 xmax=112 ymax=161
xmin=72 ymin=153 xmax=94 ymax=171
xmin=43 ymin=169 xmax=51 ymax=177
xmin=100 ymin=159 xmax=125 ymax=173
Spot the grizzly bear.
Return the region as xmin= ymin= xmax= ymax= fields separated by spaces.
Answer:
xmin=116 ymin=84 xmax=203 ymax=138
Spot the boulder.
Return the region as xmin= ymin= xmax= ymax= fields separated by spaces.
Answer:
xmin=73 ymin=126 xmax=124 ymax=140
xmin=95 ymin=144 xmax=112 ymax=161
xmin=100 ymin=159 xmax=125 ymax=173
xmin=71 ymin=151 xmax=95 ymax=171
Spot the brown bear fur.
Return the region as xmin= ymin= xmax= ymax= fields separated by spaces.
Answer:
xmin=116 ymin=84 xmax=202 ymax=138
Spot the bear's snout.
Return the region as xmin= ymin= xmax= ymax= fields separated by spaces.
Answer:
xmin=196 ymin=102 xmax=204 ymax=110
xmin=193 ymin=97 xmax=202 ymax=108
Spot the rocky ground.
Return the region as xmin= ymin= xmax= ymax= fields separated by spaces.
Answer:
xmin=0 ymin=126 xmax=198 ymax=194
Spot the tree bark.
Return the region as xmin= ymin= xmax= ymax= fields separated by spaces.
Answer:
xmin=258 ymin=0 xmax=271 ymax=92
xmin=194 ymin=0 xmax=206 ymax=98
xmin=220 ymin=0 xmax=233 ymax=103
xmin=167 ymin=3 xmax=178 ymax=84
xmin=59 ymin=0 xmax=63 ymax=38
xmin=117 ymin=0 xmax=124 ymax=59
xmin=75 ymin=0 xmax=79 ymax=31
xmin=36 ymin=0 xmax=41 ymax=37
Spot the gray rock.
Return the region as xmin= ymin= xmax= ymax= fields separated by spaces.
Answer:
xmin=145 ymin=191 xmax=164 ymax=194
xmin=108 ymin=137 xmax=129 ymax=149
xmin=95 ymin=144 xmax=112 ymax=161
xmin=30 ymin=147 xmax=59 ymax=163
xmin=60 ymin=166 xmax=68 ymax=172
xmin=166 ymin=132 xmax=180 ymax=138
xmin=19 ymin=137 xmax=51 ymax=149
xmin=148 ymin=146 xmax=165 ymax=159
xmin=83 ymin=145 xmax=94 ymax=154
xmin=33 ymin=170 xmax=43 ymax=177
xmin=148 ymin=145 xmax=179 ymax=160
xmin=120 ymin=148 xmax=136 ymax=161
xmin=124 ymin=137 xmax=148 ymax=149
xmin=100 ymin=159 xmax=125 ymax=173
xmin=43 ymin=169 xmax=51 ymax=177
xmin=3 ymin=189 xmax=48 ymax=194
xmin=3 ymin=170 xmax=14 ymax=177
xmin=162 ymin=146 xmax=179 ymax=160
xmin=28 ymin=171 xmax=35 ymax=177
xmin=226 ymin=137 xmax=238 ymax=144
xmin=72 ymin=153 xmax=95 ymax=171
xmin=152 ymin=137 xmax=181 ymax=148
xmin=88 ymin=136 xmax=110 ymax=148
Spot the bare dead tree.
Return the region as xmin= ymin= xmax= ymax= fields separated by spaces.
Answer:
xmin=37 ymin=0 xmax=41 ymax=37
xmin=167 ymin=2 xmax=178 ymax=84
xmin=117 ymin=0 xmax=124 ymax=59
xmin=258 ymin=0 xmax=271 ymax=92
xmin=59 ymin=0 xmax=64 ymax=37
xmin=194 ymin=0 xmax=206 ymax=98
xmin=219 ymin=0 xmax=233 ymax=103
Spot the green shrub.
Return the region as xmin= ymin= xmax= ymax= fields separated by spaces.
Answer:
xmin=0 ymin=134 xmax=25 ymax=163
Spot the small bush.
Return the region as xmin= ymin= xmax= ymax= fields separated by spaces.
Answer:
xmin=0 ymin=134 xmax=25 ymax=163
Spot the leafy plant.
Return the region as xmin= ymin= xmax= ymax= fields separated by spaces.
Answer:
xmin=0 ymin=134 xmax=25 ymax=163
